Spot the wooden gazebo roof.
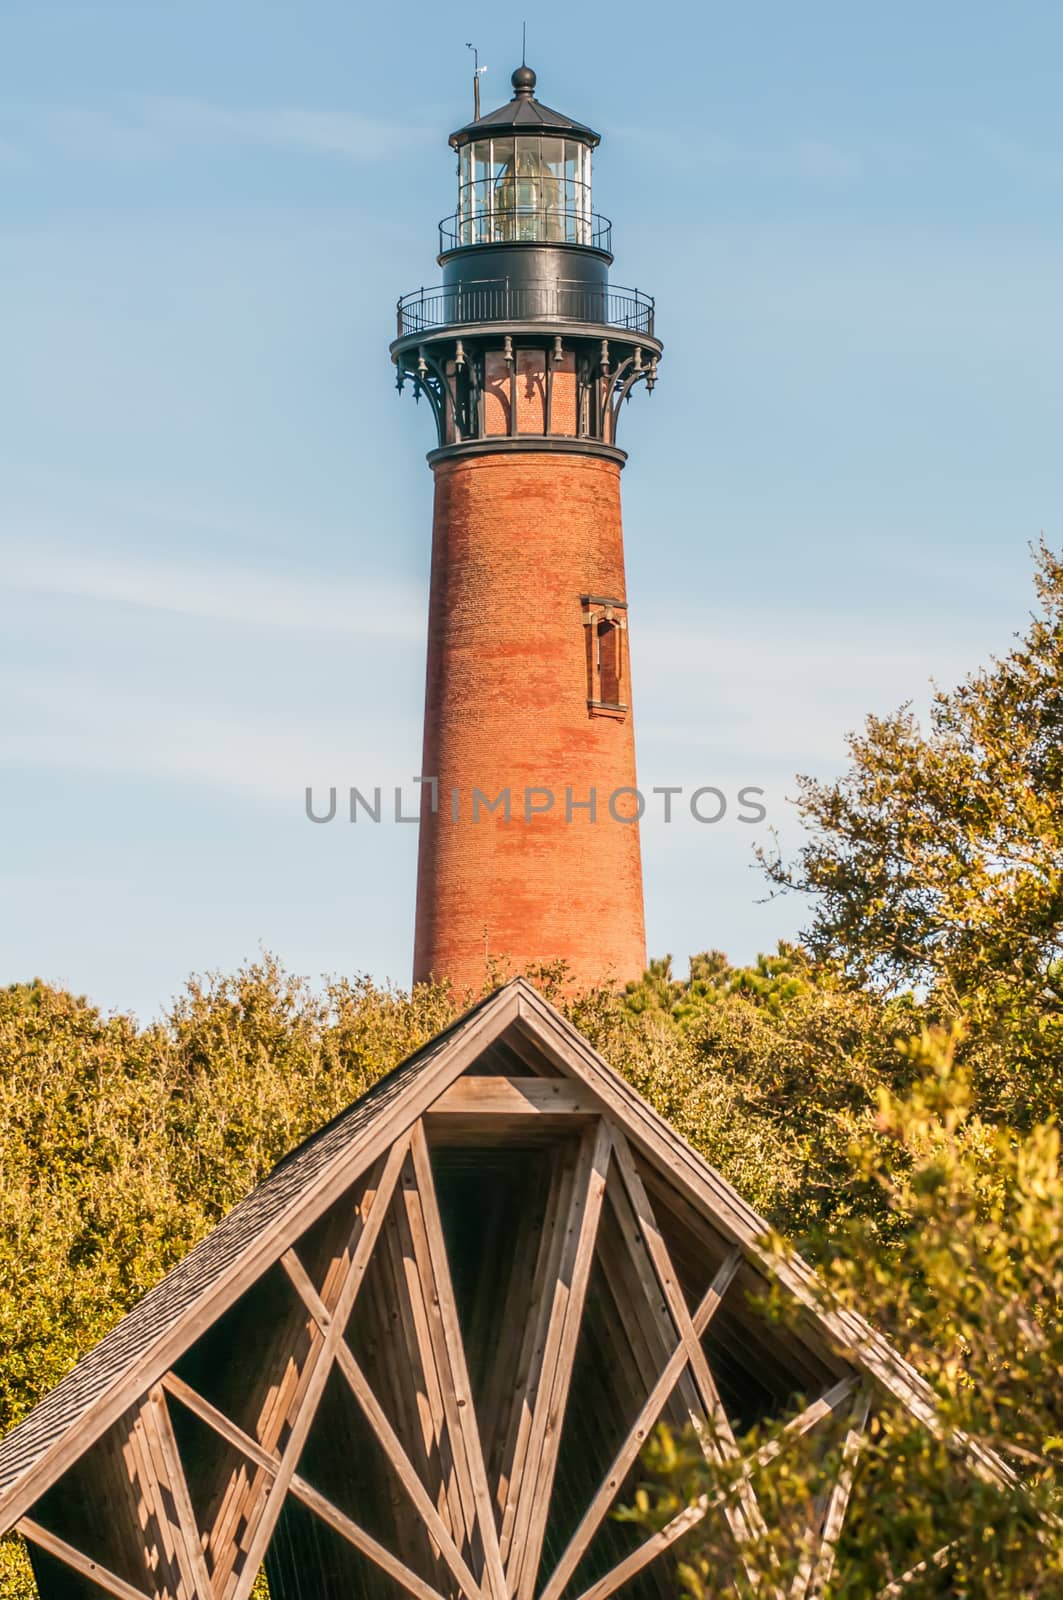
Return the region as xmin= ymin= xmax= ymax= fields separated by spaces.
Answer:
xmin=0 ymin=980 xmax=1006 ymax=1600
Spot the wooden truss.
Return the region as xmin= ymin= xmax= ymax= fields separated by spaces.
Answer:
xmin=2 ymin=983 xmax=1010 ymax=1600
xmin=12 ymin=1099 xmax=877 ymax=1600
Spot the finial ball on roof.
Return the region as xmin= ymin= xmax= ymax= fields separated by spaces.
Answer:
xmin=511 ymin=64 xmax=537 ymax=94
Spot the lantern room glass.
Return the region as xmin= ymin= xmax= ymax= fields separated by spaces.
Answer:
xmin=457 ymin=137 xmax=593 ymax=246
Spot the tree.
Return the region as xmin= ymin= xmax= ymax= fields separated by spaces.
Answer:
xmin=0 ymin=964 xmax=460 ymax=1600
xmin=616 ymin=945 xmax=922 ymax=1236
xmin=762 ymin=542 xmax=1063 ymax=1126
xmin=623 ymin=1029 xmax=1063 ymax=1596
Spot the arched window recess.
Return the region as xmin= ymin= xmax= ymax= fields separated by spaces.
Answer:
xmin=581 ymin=595 xmax=629 ymax=718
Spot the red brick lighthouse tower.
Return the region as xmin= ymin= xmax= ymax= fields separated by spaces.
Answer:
xmin=392 ymin=63 xmax=661 ymax=992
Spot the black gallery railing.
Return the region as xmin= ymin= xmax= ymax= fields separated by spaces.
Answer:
xmin=396 ymin=279 xmax=655 ymax=339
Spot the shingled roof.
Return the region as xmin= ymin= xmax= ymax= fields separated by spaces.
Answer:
xmin=0 ymin=985 xmax=505 ymax=1521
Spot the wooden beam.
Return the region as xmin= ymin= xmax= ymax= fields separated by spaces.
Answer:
xmin=208 ymin=1233 xmax=331 ymax=1598
xmin=407 ymin=1121 xmax=509 ymax=1600
xmin=120 ymin=1403 xmax=186 ymax=1600
xmin=569 ymin=1378 xmax=859 ymax=1600
xmin=583 ymin=1242 xmax=655 ymax=1430
xmin=392 ymin=1156 xmax=476 ymax=1551
xmin=538 ymin=1247 xmax=743 ymax=1600
xmin=161 ymin=1373 xmax=279 ymax=1478
xmin=282 ymin=1238 xmax=484 ymax=1600
xmin=143 ymin=1386 xmax=213 ymax=1600
xmin=339 ymin=1341 xmax=484 ymax=1598
xmin=19 ymin=1518 xmax=155 ymax=1600
xmin=72 ymin=1414 xmax=165 ymax=1600
xmin=639 ymin=1174 xmax=840 ymax=1399
xmin=478 ymin=1167 xmax=551 ymax=1517
xmin=877 ymin=1542 xmax=956 ymax=1598
xmin=226 ymin=1134 xmax=410 ymax=1600
xmin=608 ymin=1127 xmax=768 ymax=1554
xmin=207 ymin=1303 xmax=313 ymax=1596
xmin=159 ymin=1381 xmax=281 ymax=1476
xmin=338 ymin=1342 xmax=483 ymax=1599
xmin=158 ymin=1371 xmax=463 ymax=1600
xmin=279 ymin=1247 xmax=329 ymax=1328
xmin=496 ymin=1142 xmax=577 ymax=1563
xmin=357 ymin=1224 xmax=444 ymax=1575
xmin=425 ymin=1078 xmax=601 ymax=1120
xmin=460 ymin=1167 xmax=516 ymax=1406
xmin=509 ymin=1119 xmax=612 ymax=1600
xmin=596 ymin=1189 xmax=703 ymax=1424
xmin=375 ymin=1198 xmax=461 ymax=1556
xmin=603 ymin=1150 xmax=762 ymax=1586
xmin=288 ymin=1472 xmax=447 ymax=1600
xmin=801 ymin=1390 xmax=870 ymax=1599
xmin=573 ymin=1492 xmax=709 ymax=1600
xmin=212 ymin=1163 xmax=398 ymax=1600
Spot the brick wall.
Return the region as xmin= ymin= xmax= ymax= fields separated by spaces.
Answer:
xmin=413 ymin=449 xmax=646 ymax=993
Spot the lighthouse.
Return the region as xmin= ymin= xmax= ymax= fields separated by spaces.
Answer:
xmin=392 ymin=64 xmax=662 ymax=993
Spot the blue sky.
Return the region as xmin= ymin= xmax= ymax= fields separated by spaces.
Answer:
xmin=2 ymin=1 xmax=1061 ymax=1017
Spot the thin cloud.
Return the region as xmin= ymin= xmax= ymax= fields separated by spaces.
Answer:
xmin=4 ymin=545 xmax=422 ymax=640
xmin=783 ymin=137 xmax=862 ymax=183
xmin=143 ymin=97 xmax=433 ymax=162
xmin=608 ymin=123 xmax=862 ymax=183
xmin=633 ymin=609 xmax=979 ymax=771
xmin=0 ymin=97 xmax=432 ymax=166
xmin=975 ymin=127 xmax=1063 ymax=185
xmin=0 ymin=104 xmax=165 ymax=165
xmin=0 ymin=670 xmax=416 ymax=808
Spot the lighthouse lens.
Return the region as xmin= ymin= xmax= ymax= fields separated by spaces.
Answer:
xmin=457 ymin=136 xmax=593 ymax=247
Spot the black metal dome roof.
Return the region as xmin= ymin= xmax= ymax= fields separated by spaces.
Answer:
xmin=449 ymin=65 xmax=600 ymax=149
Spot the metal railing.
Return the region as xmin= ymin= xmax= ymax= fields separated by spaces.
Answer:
xmin=396 ymin=279 xmax=654 ymax=338
xmin=439 ymin=208 xmax=612 ymax=254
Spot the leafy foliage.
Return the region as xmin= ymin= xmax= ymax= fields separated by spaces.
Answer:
xmin=623 ymin=1030 xmax=1063 ymax=1595
xmin=0 ymin=961 xmax=454 ymax=1437
xmin=617 ymin=945 xmax=923 ymax=1235
xmin=762 ymin=540 xmax=1063 ymax=1125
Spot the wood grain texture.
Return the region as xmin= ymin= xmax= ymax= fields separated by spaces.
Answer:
xmin=538 ymin=1247 xmax=743 ymax=1600
xmin=282 ymin=1237 xmax=484 ymax=1600
xmin=224 ymin=1137 xmax=410 ymax=1600
xmin=19 ymin=1519 xmax=155 ymax=1600
xmin=407 ymin=1122 xmax=508 ymax=1600
xmin=509 ymin=1120 xmax=611 ymax=1600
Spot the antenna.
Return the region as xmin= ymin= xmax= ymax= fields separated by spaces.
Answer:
xmin=522 ymin=22 xmax=527 ymax=65
xmin=465 ymin=41 xmax=486 ymax=119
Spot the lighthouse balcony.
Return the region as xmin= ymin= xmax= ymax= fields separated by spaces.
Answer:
xmin=396 ymin=279 xmax=655 ymax=339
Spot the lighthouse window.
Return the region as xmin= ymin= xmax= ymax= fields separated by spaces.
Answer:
xmin=598 ymin=620 xmax=622 ymax=705
xmin=582 ymin=596 xmax=628 ymax=716
xmin=491 ymin=138 xmax=515 ymax=183
xmin=564 ymin=144 xmax=580 ymax=224
xmin=474 ymin=141 xmax=491 ymax=197
xmin=538 ymin=138 xmax=566 ymax=239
